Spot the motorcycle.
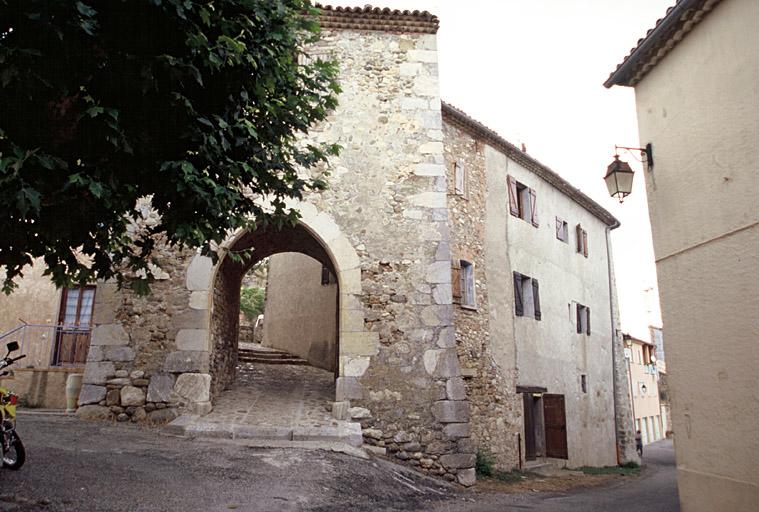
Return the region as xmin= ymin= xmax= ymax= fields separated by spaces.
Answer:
xmin=0 ymin=341 xmax=26 ymax=470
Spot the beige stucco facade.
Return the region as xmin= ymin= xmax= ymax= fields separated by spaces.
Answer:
xmin=608 ymin=0 xmax=759 ymax=509
xmin=262 ymin=253 xmax=337 ymax=372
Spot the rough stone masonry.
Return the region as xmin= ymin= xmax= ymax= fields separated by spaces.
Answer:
xmin=77 ymin=7 xmax=477 ymax=486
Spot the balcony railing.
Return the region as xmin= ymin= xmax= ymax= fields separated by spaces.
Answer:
xmin=0 ymin=321 xmax=92 ymax=368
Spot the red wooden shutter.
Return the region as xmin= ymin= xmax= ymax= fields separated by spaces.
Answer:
xmin=585 ymin=307 xmax=591 ymax=335
xmin=576 ymin=304 xmax=583 ymax=333
xmin=532 ymin=278 xmax=541 ymax=320
xmin=529 ymin=188 xmax=539 ymax=227
xmin=507 ymin=176 xmax=519 ymax=217
xmin=451 ymin=260 xmax=462 ymax=304
xmin=576 ymin=224 xmax=583 ymax=253
xmin=582 ymin=230 xmax=589 ymax=257
xmin=513 ymin=272 xmax=524 ymax=316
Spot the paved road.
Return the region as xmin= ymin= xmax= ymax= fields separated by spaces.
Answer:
xmin=0 ymin=415 xmax=679 ymax=512
xmin=444 ymin=439 xmax=681 ymax=512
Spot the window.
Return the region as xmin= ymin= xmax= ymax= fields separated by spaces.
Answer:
xmin=513 ymin=272 xmax=541 ymax=320
xmin=452 ymin=259 xmax=476 ymax=308
xmin=555 ymin=217 xmax=569 ymax=242
xmin=576 ymin=303 xmax=590 ymax=334
xmin=642 ymin=344 xmax=653 ymax=365
xmin=581 ymin=374 xmax=587 ymax=393
xmin=54 ymin=286 xmax=96 ymax=365
xmin=454 ymin=161 xmax=467 ymax=197
xmin=576 ymin=224 xmax=588 ymax=257
xmin=507 ymin=175 xmax=538 ymax=227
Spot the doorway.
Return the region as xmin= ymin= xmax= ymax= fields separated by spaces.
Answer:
xmin=521 ymin=389 xmax=568 ymax=462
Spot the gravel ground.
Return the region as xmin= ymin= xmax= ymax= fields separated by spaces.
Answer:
xmin=0 ymin=415 xmax=679 ymax=512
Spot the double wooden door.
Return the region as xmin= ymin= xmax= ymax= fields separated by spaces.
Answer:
xmin=523 ymin=392 xmax=568 ymax=461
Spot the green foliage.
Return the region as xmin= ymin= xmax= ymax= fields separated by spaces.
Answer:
xmin=0 ymin=0 xmax=340 ymax=293
xmin=475 ymin=449 xmax=494 ymax=477
xmin=240 ymin=286 xmax=265 ymax=319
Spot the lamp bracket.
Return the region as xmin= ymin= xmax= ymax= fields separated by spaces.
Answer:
xmin=614 ymin=143 xmax=654 ymax=170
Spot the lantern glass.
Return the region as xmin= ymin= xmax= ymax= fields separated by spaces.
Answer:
xmin=605 ymin=156 xmax=635 ymax=200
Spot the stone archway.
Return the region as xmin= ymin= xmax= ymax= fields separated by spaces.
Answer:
xmin=179 ymin=203 xmax=375 ymax=412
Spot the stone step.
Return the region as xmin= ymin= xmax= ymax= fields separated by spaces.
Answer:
xmin=166 ymin=416 xmax=364 ymax=448
xmin=238 ymin=357 xmax=309 ymax=365
xmin=239 ymin=350 xmax=295 ymax=359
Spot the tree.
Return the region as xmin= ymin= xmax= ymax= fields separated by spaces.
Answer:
xmin=0 ymin=0 xmax=340 ymax=294
xmin=239 ymin=286 xmax=265 ymax=320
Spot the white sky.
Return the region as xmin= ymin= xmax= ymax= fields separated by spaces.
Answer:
xmin=329 ymin=0 xmax=672 ymax=339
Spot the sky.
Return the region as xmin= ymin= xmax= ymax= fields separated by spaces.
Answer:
xmin=329 ymin=0 xmax=673 ymax=339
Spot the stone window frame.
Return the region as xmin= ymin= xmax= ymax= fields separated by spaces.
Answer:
xmin=460 ymin=259 xmax=476 ymax=310
xmin=513 ymin=272 xmax=541 ymax=320
xmin=576 ymin=303 xmax=591 ymax=334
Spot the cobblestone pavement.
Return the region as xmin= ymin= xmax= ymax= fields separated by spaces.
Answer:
xmin=202 ymin=360 xmax=338 ymax=429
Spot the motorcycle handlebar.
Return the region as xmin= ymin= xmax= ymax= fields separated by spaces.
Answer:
xmin=11 ymin=354 xmax=26 ymax=362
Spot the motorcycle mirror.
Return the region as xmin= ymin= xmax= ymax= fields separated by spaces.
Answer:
xmin=6 ymin=341 xmax=19 ymax=353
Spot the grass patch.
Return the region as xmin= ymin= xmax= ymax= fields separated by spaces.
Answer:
xmin=576 ymin=464 xmax=641 ymax=476
xmin=475 ymin=449 xmax=494 ymax=477
xmin=475 ymin=450 xmax=531 ymax=482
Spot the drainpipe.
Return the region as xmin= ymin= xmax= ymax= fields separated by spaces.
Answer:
xmin=605 ymin=221 xmax=623 ymax=464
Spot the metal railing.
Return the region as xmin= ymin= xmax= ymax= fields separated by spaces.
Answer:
xmin=0 ymin=321 xmax=92 ymax=368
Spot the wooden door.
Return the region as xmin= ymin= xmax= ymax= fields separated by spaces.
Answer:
xmin=543 ymin=394 xmax=568 ymax=459
xmin=54 ymin=286 xmax=96 ymax=365
xmin=523 ymin=394 xmax=537 ymax=461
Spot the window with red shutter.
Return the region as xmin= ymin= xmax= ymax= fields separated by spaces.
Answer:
xmin=451 ymin=259 xmax=462 ymax=304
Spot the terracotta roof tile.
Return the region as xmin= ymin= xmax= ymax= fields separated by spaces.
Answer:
xmin=315 ymin=4 xmax=439 ymax=34
xmin=605 ymin=0 xmax=723 ymax=87
xmin=441 ymin=102 xmax=619 ymax=228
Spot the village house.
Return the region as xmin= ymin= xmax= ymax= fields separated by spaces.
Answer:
xmin=0 ymin=4 xmax=636 ymax=482
xmin=605 ymin=0 xmax=759 ymax=509
xmin=623 ymin=333 xmax=664 ymax=446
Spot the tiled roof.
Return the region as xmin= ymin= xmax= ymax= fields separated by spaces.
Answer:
xmin=604 ymin=0 xmax=723 ymax=87
xmin=315 ymin=4 xmax=439 ymax=34
xmin=441 ymin=102 xmax=619 ymax=228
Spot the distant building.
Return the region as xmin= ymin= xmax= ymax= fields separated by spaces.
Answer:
xmin=624 ymin=334 xmax=664 ymax=445
xmin=606 ymin=0 xmax=759 ymax=509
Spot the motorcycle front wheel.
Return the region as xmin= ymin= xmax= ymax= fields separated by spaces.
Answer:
xmin=3 ymin=435 xmax=25 ymax=470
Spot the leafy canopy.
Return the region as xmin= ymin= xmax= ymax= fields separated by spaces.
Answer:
xmin=239 ymin=286 xmax=265 ymax=319
xmin=0 ymin=0 xmax=340 ymax=294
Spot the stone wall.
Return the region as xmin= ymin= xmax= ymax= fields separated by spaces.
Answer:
xmin=77 ymin=26 xmax=475 ymax=485
xmin=442 ymin=121 xmax=521 ymax=469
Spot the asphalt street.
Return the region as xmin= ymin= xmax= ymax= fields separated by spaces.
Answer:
xmin=0 ymin=414 xmax=679 ymax=512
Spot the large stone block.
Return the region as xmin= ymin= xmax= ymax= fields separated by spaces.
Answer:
xmin=446 ymin=377 xmax=467 ymax=400
xmin=188 ymin=291 xmax=208 ymax=310
xmin=91 ymin=324 xmax=129 ymax=346
xmin=341 ymin=332 xmax=379 ymax=356
xmin=170 ymin=308 xmax=208 ymax=331
xmin=120 ymin=386 xmax=146 ymax=407
xmin=439 ymin=453 xmax=476 ymax=470
xmin=442 ymin=423 xmax=470 ymax=440
xmin=174 ymin=373 xmax=211 ymax=403
xmin=76 ymin=405 xmax=111 ymax=421
xmin=425 ymin=261 xmax=450 ymax=284
xmin=335 ymin=377 xmax=364 ymax=400
xmin=411 ymin=192 xmax=446 ymax=209
xmin=432 ymin=284 xmax=452 ymax=305
xmin=78 ymin=384 xmax=106 ymax=406
xmin=423 ymin=349 xmax=444 ymax=375
xmin=457 ymin=468 xmax=476 ymax=487
xmin=86 ymin=346 xmax=103 ymax=362
xmin=148 ymin=407 xmax=180 ymax=424
xmin=435 ymin=326 xmax=456 ymax=348
xmin=432 ymin=400 xmax=470 ymax=423
xmin=186 ymin=254 xmax=213 ymax=291
xmin=147 ymin=373 xmax=175 ymax=402
xmin=163 ymin=351 xmax=209 ymax=373
xmin=175 ymin=329 xmax=208 ymax=351
xmin=82 ymin=361 xmax=116 ymax=385
xmin=102 ymin=346 xmax=136 ymax=362
xmin=341 ymin=356 xmax=370 ymax=377
xmin=433 ymin=349 xmax=461 ymax=378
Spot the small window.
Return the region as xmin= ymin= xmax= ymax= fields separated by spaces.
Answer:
xmin=576 ymin=303 xmax=590 ymax=334
xmin=576 ymin=224 xmax=588 ymax=257
xmin=321 ymin=265 xmax=336 ymax=285
xmin=513 ymin=272 xmax=541 ymax=320
xmin=452 ymin=259 xmax=476 ymax=308
xmin=556 ymin=217 xmax=569 ymax=243
xmin=454 ymin=162 xmax=467 ymax=197
xmin=581 ymin=374 xmax=587 ymax=393
xmin=508 ymin=176 xmax=538 ymax=227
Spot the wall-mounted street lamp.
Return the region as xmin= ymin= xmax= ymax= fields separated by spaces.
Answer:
xmin=604 ymin=143 xmax=653 ymax=203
